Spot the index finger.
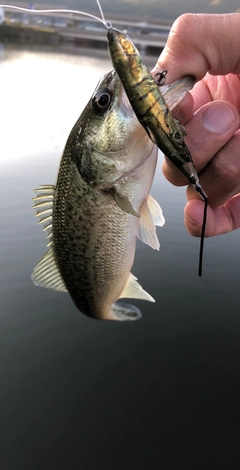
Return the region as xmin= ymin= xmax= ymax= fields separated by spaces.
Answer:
xmin=154 ymin=13 xmax=240 ymax=84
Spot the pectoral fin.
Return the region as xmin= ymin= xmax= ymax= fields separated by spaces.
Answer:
xmin=147 ymin=194 xmax=165 ymax=227
xmin=110 ymin=188 xmax=139 ymax=217
xmin=138 ymin=194 xmax=164 ymax=250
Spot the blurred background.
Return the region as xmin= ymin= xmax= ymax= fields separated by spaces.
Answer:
xmin=1 ymin=1 xmax=240 ymax=469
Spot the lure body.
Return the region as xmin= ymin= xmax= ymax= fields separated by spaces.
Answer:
xmin=107 ymin=28 xmax=199 ymax=186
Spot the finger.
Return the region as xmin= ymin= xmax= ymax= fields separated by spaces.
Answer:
xmin=191 ymin=74 xmax=240 ymax=112
xmin=160 ymin=75 xmax=240 ymax=127
xmin=171 ymin=91 xmax=194 ymax=124
xmin=153 ymin=13 xmax=240 ymax=83
xmin=184 ymin=195 xmax=240 ymax=237
xmin=162 ymin=101 xmax=240 ymax=186
xmin=187 ymin=129 xmax=240 ymax=208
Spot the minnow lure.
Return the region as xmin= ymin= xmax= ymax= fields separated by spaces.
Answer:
xmin=105 ymin=26 xmax=208 ymax=277
xmin=1 ymin=1 xmax=207 ymax=275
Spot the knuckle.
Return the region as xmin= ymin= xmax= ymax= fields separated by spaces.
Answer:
xmin=212 ymin=152 xmax=240 ymax=188
xmin=170 ymin=14 xmax=199 ymax=44
xmin=172 ymin=13 xmax=195 ymax=33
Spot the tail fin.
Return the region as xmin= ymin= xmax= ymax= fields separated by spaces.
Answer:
xmin=110 ymin=302 xmax=142 ymax=321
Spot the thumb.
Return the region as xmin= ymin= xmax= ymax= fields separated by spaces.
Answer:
xmin=154 ymin=13 xmax=240 ymax=83
xmin=184 ymin=196 xmax=240 ymax=237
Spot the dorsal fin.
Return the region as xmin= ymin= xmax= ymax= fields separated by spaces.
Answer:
xmin=32 ymin=185 xmax=56 ymax=246
xmin=32 ymin=247 xmax=67 ymax=292
xmin=32 ymin=184 xmax=67 ymax=292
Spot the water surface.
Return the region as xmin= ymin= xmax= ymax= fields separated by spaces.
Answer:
xmin=1 ymin=45 xmax=240 ymax=470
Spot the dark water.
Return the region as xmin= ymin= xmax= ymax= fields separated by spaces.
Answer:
xmin=1 ymin=45 xmax=240 ymax=470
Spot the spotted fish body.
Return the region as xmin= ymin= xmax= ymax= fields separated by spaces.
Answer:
xmin=32 ymin=70 xmax=165 ymax=321
xmin=107 ymin=28 xmax=198 ymax=185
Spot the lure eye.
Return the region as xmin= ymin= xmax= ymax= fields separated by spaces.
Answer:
xmin=92 ymin=88 xmax=113 ymax=114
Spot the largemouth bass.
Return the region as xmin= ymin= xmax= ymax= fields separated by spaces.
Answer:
xmin=32 ymin=69 xmax=165 ymax=321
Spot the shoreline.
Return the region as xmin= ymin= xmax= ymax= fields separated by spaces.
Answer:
xmin=0 ymin=22 xmax=165 ymax=54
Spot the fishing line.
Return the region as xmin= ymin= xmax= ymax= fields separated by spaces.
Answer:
xmin=0 ymin=5 xmax=105 ymax=25
xmin=194 ymin=183 xmax=208 ymax=277
xmin=198 ymin=197 xmax=208 ymax=277
xmin=95 ymin=0 xmax=112 ymax=29
xmin=95 ymin=0 xmax=106 ymax=25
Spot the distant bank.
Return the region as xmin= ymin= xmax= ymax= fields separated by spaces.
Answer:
xmin=0 ymin=5 xmax=171 ymax=54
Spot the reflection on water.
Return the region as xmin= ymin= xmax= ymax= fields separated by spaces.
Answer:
xmin=1 ymin=44 xmax=240 ymax=469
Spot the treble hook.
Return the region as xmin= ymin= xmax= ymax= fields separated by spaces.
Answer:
xmin=154 ymin=69 xmax=168 ymax=86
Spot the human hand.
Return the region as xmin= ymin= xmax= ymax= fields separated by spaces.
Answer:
xmin=153 ymin=13 xmax=240 ymax=237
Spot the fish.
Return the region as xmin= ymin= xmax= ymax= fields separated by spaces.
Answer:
xmin=20 ymin=4 xmax=206 ymax=320
xmin=32 ymin=66 xmax=195 ymax=321
xmin=32 ymin=69 xmax=166 ymax=321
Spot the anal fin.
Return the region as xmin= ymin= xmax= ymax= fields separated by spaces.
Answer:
xmin=118 ymin=273 xmax=155 ymax=302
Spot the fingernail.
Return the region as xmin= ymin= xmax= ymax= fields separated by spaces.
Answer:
xmin=202 ymin=103 xmax=235 ymax=133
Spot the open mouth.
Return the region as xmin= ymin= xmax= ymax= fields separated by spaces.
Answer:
xmin=118 ymin=84 xmax=136 ymax=118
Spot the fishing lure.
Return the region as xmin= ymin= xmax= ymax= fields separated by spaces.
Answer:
xmin=105 ymin=25 xmax=208 ymax=277
xmin=1 ymin=1 xmax=207 ymax=275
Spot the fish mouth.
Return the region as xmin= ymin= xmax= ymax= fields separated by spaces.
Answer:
xmin=100 ymin=68 xmax=118 ymax=88
xmin=118 ymin=85 xmax=136 ymax=117
xmin=106 ymin=68 xmax=136 ymax=118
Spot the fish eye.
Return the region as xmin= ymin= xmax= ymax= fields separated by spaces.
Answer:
xmin=92 ymin=88 xmax=113 ymax=114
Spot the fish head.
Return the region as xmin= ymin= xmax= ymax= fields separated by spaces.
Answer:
xmin=72 ymin=69 xmax=154 ymax=189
